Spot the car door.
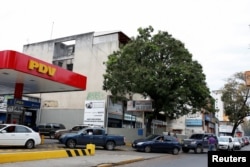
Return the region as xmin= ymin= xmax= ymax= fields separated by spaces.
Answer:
xmin=0 ymin=126 xmax=15 ymax=145
xmin=76 ymin=128 xmax=93 ymax=145
xmin=93 ymin=129 xmax=105 ymax=146
xmin=228 ymin=137 xmax=234 ymax=149
xmin=162 ymin=136 xmax=175 ymax=152
xmin=14 ymin=125 xmax=31 ymax=145
xmin=150 ymin=136 xmax=165 ymax=151
xmin=202 ymin=134 xmax=209 ymax=148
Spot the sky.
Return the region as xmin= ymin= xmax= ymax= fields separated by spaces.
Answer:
xmin=1 ymin=0 xmax=250 ymax=91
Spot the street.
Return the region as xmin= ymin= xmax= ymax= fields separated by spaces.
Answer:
xmin=119 ymin=144 xmax=250 ymax=167
xmin=0 ymin=138 xmax=249 ymax=167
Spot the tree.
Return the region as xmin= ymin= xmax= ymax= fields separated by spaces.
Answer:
xmin=103 ymin=26 xmax=213 ymax=135
xmin=221 ymin=72 xmax=250 ymax=136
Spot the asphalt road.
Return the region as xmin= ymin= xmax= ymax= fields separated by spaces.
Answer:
xmin=0 ymin=138 xmax=249 ymax=167
xmin=119 ymin=144 xmax=250 ymax=167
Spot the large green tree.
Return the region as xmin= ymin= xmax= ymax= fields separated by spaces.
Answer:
xmin=221 ymin=72 xmax=250 ymax=136
xmin=103 ymin=26 xmax=213 ymax=134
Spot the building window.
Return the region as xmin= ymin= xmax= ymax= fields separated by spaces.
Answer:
xmin=58 ymin=61 xmax=63 ymax=67
xmin=67 ymin=63 xmax=73 ymax=71
xmin=53 ymin=40 xmax=75 ymax=71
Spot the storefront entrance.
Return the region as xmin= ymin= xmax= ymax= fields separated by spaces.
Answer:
xmin=6 ymin=99 xmax=40 ymax=127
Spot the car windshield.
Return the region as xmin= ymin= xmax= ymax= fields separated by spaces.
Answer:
xmin=189 ymin=134 xmax=203 ymax=139
xmin=233 ymin=138 xmax=239 ymax=142
xmin=218 ymin=137 xmax=229 ymax=142
xmin=145 ymin=134 xmax=160 ymax=140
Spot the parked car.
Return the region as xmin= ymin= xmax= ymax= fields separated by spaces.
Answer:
xmin=217 ymin=136 xmax=234 ymax=151
xmin=54 ymin=124 xmax=90 ymax=139
xmin=232 ymin=137 xmax=241 ymax=150
xmin=182 ymin=133 xmax=218 ymax=153
xmin=132 ymin=134 xmax=161 ymax=149
xmin=238 ymin=137 xmax=245 ymax=147
xmin=59 ymin=127 xmax=125 ymax=150
xmin=38 ymin=123 xmax=66 ymax=139
xmin=243 ymin=136 xmax=249 ymax=145
xmin=0 ymin=124 xmax=41 ymax=148
xmin=134 ymin=135 xmax=181 ymax=155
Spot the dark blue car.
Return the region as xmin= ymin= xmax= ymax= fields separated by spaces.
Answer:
xmin=132 ymin=134 xmax=161 ymax=148
xmin=134 ymin=135 xmax=181 ymax=155
xmin=59 ymin=127 xmax=125 ymax=150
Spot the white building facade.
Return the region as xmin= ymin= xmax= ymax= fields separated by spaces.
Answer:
xmin=23 ymin=31 xmax=134 ymax=129
xmin=211 ymin=90 xmax=244 ymax=137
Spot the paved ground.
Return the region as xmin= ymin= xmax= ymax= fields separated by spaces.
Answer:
xmin=0 ymin=144 xmax=169 ymax=167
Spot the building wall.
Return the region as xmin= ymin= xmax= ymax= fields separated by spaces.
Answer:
xmin=37 ymin=109 xmax=84 ymax=129
xmin=211 ymin=90 xmax=224 ymax=121
xmin=23 ymin=32 xmax=121 ymax=125
xmin=211 ymin=90 xmax=246 ymax=136
xmin=23 ymin=33 xmax=119 ymax=109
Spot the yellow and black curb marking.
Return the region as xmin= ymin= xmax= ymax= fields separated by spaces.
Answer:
xmin=0 ymin=144 xmax=95 ymax=164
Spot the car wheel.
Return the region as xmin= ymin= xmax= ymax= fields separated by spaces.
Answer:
xmin=182 ymin=147 xmax=189 ymax=153
xmin=105 ymin=141 xmax=115 ymax=150
xmin=172 ymin=147 xmax=179 ymax=155
xmin=66 ymin=139 xmax=76 ymax=148
xmin=144 ymin=146 xmax=151 ymax=153
xmin=25 ymin=140 xmax=35 ymax=149
xmin=194 ymin=145 xmax=203 ymax=154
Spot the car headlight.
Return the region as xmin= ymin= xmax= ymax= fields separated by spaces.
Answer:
xmin=137 ymin=142 xmax=144 ymax=145
xmin=191 ymin=141 xmax=196 ymax=144
xmin=60 ymin=134 xmax=66 ymax=139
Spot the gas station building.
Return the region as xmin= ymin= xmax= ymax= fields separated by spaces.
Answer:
xmin=0 ymin=50 xmax=87 ymax=127
xmin=0 ymin=31 xmax=143 ymax=129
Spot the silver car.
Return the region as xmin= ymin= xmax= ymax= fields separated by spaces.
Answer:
xmin=233 ymin=137 xmax=241 ymax=150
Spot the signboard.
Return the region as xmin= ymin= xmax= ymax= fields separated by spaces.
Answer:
xmin=83 ymin=100 xmax=105 ymax=127
xmin=107 ymin=98 xmax=123 ymax=119
xmin=127 ymin=100 xmax=153 ymax=111
xmin=7 ymin=99 xmax=40 ymax=108
xmin=186 ymin=112 xmax=202 ymax=119
xmin=185 ymin=119 xmax=203 ymax=126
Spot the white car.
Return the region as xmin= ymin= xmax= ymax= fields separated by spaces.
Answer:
xmin=0 ymin=124 xmax=41 ymax=148
xmin=218 ymin=136 xmax=234 ymax=151
xmin=233 ymin=137 xmax=241 ymax=150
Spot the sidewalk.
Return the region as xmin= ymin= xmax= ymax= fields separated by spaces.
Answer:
xmin=0 ymin=145 xmax=167 ymax=167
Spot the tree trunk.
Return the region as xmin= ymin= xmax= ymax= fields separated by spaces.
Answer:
xmin=231 ymin=122 xmax=238 ymax=137
xmin=231 ymin=119 xmax=243 ymax=137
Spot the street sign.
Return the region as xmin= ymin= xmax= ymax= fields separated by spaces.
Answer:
xmin=127 ymin=100 xmax=153 ymax=112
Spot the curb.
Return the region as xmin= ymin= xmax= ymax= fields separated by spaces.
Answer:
xmin=0 ymin=144 xmax=95 ymax=164
xmin=97 ymin=157 xmax=144 ymax=167
xmin=0 ymin=149 xmax=93 ymax=164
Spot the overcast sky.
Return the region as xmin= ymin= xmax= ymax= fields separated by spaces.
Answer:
xmin=1 ymin=0 xmax=250 ymax=91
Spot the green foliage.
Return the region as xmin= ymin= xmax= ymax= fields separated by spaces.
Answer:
xmin=221 ymin=72 xmax=250 ymax=136
xmin=103 ymin=26 xmax=213 ymax=130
